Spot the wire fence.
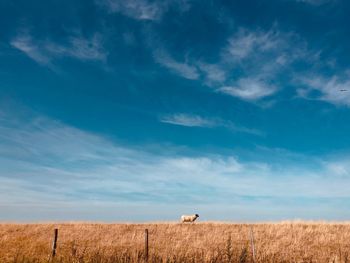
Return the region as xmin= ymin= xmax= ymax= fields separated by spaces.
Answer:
xmin=48 ymin=227 xmax=259 ymax=262
xmin=43 ymin=226 xmax=350 ymax=263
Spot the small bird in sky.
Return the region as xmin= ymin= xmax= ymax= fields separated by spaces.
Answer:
xmin=340 ymin=89 xmax=348 ymax=92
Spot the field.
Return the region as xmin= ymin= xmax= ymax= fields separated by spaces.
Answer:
xmin=1 ymin=222 xmax=350 ymax=263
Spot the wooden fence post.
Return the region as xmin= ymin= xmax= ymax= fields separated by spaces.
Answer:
xmin=52 ymin=228 xmax=58 ymax=259
xmin=144 ymin=229 xmax=149 ymax=262
xmin=249 ymin=226 xmax=256 ymax=263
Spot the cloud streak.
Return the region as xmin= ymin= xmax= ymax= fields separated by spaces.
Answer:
xmin=218 ymin=78 xmax=276 ymax=101
xmin=11 ymin=34 xmax=51 ymax=65
xmin=154 ymin=50 xmax=199 ymax=80
xmin=11 ymin=32 xmax=106 ymax=66
xmin=97 ymin=0 xmax=191 ymax=21
xmin=297 ymin=74 xmax=350 ymax=107
xmin=99 ymin=0 xmax=163 ymax=20
xmin=225 ymin=28 xmax=282 ymax=60
xmin=160 ymin=113 xmax=263 ymax=135
xmin=295 ymin=0 xmax=334 ymax=5
xmin=160 ymin=114 xmax=215 ymax=127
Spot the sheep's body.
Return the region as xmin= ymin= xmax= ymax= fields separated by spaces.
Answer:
xmin=181 ymin=214 xmax=199 ymax=223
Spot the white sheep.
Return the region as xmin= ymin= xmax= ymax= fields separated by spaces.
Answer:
xmin=181 ymin=214 xmax=199 ymax=223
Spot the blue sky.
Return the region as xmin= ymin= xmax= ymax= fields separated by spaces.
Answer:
xmin=1 ymin=0 xmax=350 ymax=221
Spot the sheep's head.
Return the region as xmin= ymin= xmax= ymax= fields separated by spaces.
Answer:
xmin=195 ymin=214 xmax=199 ymax=218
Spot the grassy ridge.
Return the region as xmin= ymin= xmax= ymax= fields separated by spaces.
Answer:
xmin=1 ymin=222 xmax=350 ymax=262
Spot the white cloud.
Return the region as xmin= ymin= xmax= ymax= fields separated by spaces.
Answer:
xmin=10 ymin=34 xmax=51 ymax=65
xmin=99 ymin=0 xmax=163 ymax=20
xmin=160 ymin=114 xmax=215 ymax=127
xmin=46 ymin=35 xmax=106 ymax=61
xmin=325 ymin=161 xmax=350 ymax=177
xmin=197 ymin=62 xmax=227 ymax=84
xmin=153 ymin=50 xmax=228 ymax=82
xmin=218 ymin=78 xmax=277 ymax=101
xmin=226 ymin=28 xmax=282 ymax=60
xmin=11 ymin=32 xmax=106 ymax=66
xmin=223 ymin=27 xmax=316 ymax=71
xmin=214 ymin=27 xmax=318 ymax=101
xmin=295 ymin=0 xmax=333 ymax=5
xmin=224 ymin=122 xmax=263 ymax=136
xmin=151 ymin=29 xmax=286 ymax=103
xmin=1 ymin=110 xmax=350 ymax=220
xmin=97 ymin=0 xmax=191 ymax=21
xmin=154 ymin=50 xmax=199 ymax=80
xmin=297 ymin=75 xmax=350 ymax=106
xmin=160 ymin=113 xmax=263 ymax=135
xmin=151 ymin=27 xmax=315 ymax=103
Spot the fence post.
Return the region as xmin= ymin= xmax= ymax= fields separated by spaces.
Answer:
xmin=52 ymin=228 xmax=58 ymax=259
xmin=249 ymin=226 xmax=256 ymax=263
xmin=144 ymin=229 xmax=149 ymax=262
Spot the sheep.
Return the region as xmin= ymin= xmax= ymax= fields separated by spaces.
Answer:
xmin=181 ymin=214 xmax=199 ymax=223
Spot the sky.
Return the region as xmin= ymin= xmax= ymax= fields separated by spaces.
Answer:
xmin=1 ymin=0 xmax=350 ymax=222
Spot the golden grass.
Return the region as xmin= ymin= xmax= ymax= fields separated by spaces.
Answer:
xmin=1 ymin=222 xmax=350 ymax=262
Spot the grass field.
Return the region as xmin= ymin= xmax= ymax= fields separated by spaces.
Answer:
xmin=1 ymin=222 xmax=350 ymax=263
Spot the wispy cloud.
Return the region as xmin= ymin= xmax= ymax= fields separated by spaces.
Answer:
xmin=297 ymin=74 xmax=350 ymax=107
xmin=97 ymin=0 xmax=191 ymax=21
xmin=10 ymin=32 xmax=106 ymax=66
xmin=99 ymin=0 xmax=163 ymax=20
xmin=151 ymin=26 xmax=318 ymax=103
xmin=154 ymin=49 xmax=227 ymax=83
xmin=46 ymin=34 xmax=106 ymax=61
xmin=325 ymin=160 xmax=350 ymax=177
xmin=197 ymin=62 xmax=226 ymax=84
xmin=1 ymin=109 xmax=350 ymax=220
xmin=295 ymin=0 xmax=334 ymax=5
xmin=10 ymin=34 xmax=51 ymax=65
xmin=225 ymin=28 xmax=282 ymax=61
xmin=218 ymin=78 xmax=277 ymax=101
xmin=154 ymin=49 xmax=199 ymax=80
xmin=160 ymin=113 xmax=262 ymax=135
xmin=160 ymin=114 xmax=215 ymax=127
xmin=217 ymin=27 xmax=319 ymax=102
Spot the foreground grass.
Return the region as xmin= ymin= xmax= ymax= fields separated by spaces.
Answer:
xmin=1 ymin=222 xmax=350 ymax=262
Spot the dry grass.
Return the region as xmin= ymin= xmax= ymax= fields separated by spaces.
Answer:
xmin=1 ymin=222 xmax=350 ymax=262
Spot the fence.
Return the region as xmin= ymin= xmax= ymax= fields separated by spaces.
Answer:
xmin=48 ymin=226 xmax=258 ymax=262
xmin=4 ymin=223 xmax=349 ymax=263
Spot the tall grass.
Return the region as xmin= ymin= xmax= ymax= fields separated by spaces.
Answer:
xmin=1 ymin=222 xmax=350 ymax=262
